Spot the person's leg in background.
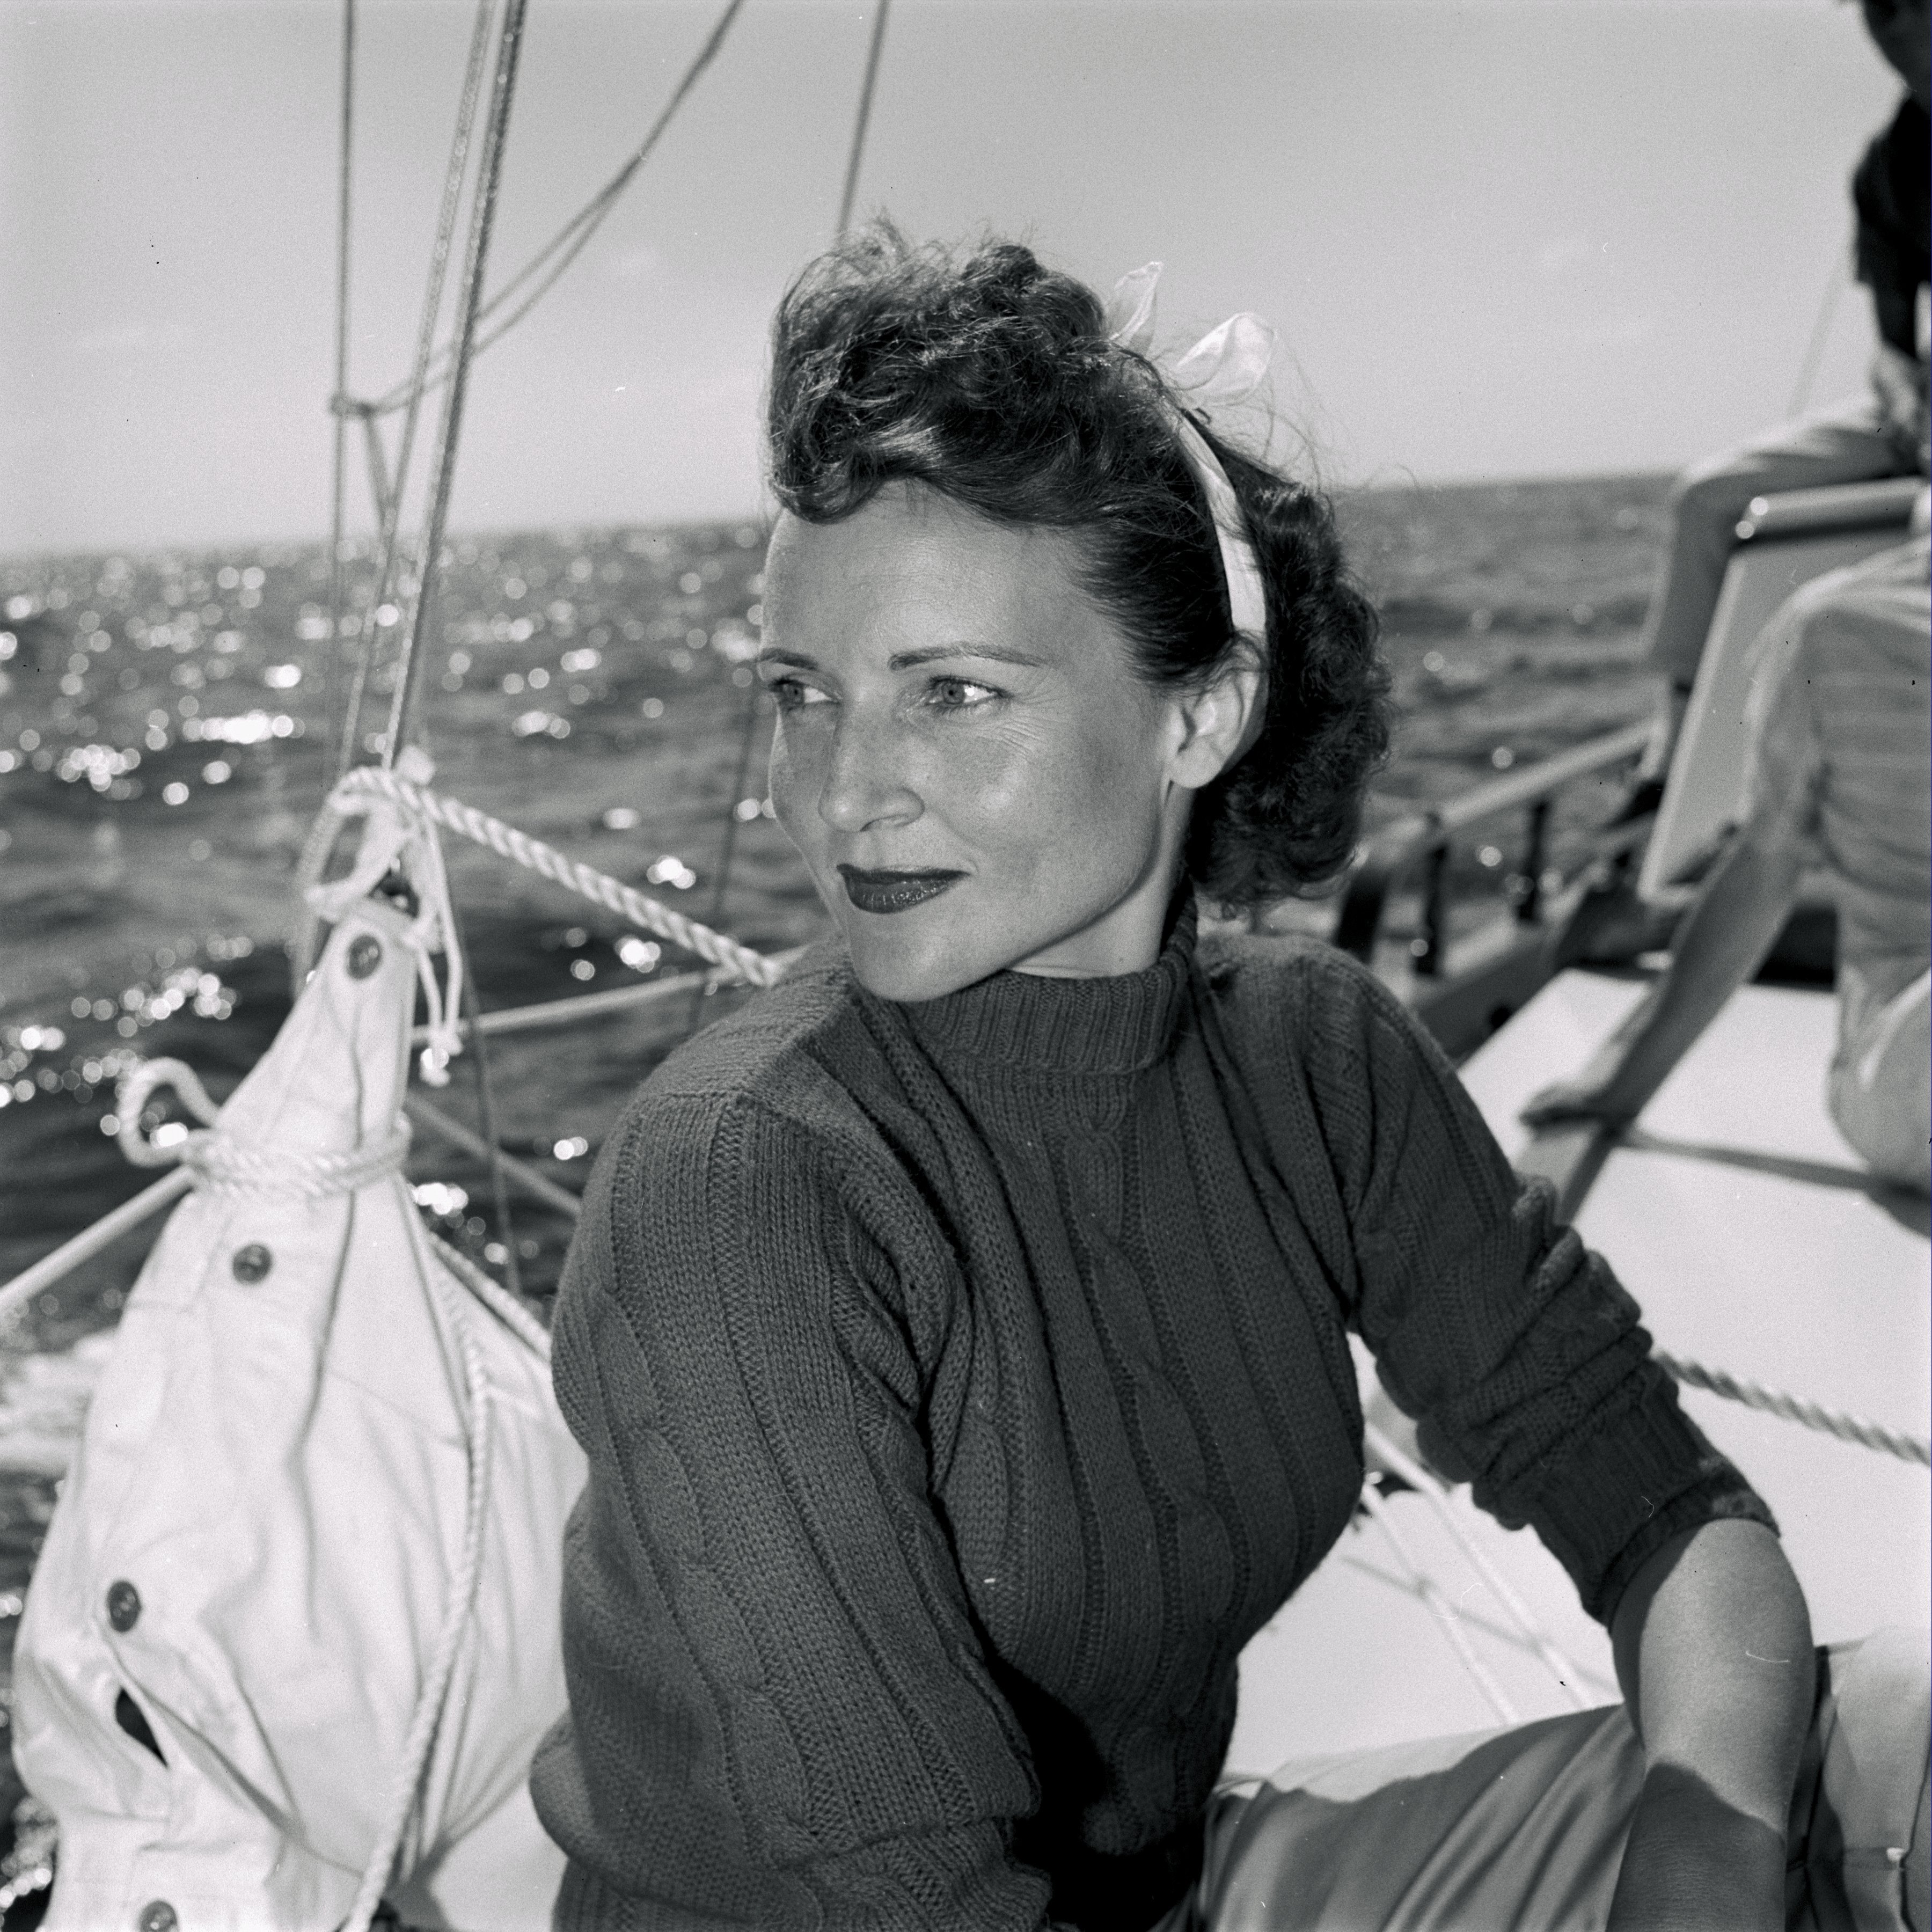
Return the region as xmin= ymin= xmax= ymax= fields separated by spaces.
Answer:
xmin=1832 ymin=968 xmax=1931 ymax=1194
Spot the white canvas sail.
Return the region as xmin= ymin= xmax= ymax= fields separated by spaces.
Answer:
xmin=12 ymin=879 xmax=584 ymax=1930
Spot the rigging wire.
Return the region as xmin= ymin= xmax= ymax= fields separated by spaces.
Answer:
xmin=338 ymin=0 xmax=499 ymax=780
xmin=685 ymin=679 xmax=766 ymax=1033
xmin=1787 ymin=239 xmax=1849 ymax=421
xmin=836 ymin=0 xmax=892 ymax=237
xmin=321 ymin=0 xmax=357 ymax=780
xmin=384 ymin=0 xmax=531 ymax=765
xmin=687 ymin=5 xmax=892 ymax=1029
xmin=365 ymin=0 xmax=749 ymax=421
xmin=458 ymin=937 xmax=523 ymax=1301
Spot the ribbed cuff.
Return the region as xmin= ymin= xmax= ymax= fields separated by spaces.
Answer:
xmin=1516 ymin=1371 xmax=1776 ymax=1624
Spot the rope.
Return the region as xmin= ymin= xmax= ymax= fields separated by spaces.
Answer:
xmin=323 ymin=0 xmax=357 ymax=779
xmin=384 ymin=0 xmax=530 ymax=768
xmin=835 ymin=1 xmax=892 ymax=237
xmin=366 ymin=0 xmax=748 ymax=421
xmin=1657 ymin=1349 xmax=1930 ymax=1468
xmin=116 ymin=1057 xmax=412 ymax=1197
xmin=431 ymin=1226 xmax=551 ymax=1358
xmin=336 ymin=0 xmax=497 ymax=780
xmin=331 ymin=765 xmax=785 ymax=986
xmin=1357 ymin=1476 xmax=1519 ymax=1726
xmin=1363 ymin=1420 xmax=1592 ymax=1709
xmin=344 ymin=1210 xmax=497 ymax=1932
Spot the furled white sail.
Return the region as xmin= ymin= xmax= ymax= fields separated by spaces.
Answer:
xmin=12 ymin=869 xmax=583 ymax=1930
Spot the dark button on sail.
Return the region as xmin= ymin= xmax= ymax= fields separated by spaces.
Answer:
xmin=106 ymin=1580 xmax=141 ymax=1633
xmin=231 ymin=1243 xmax=273 ymax=1284
xmin=137 ymin=1901 xmax=178 ymax=1932
xmin=346 ymin=934 xmax=384 ymax=979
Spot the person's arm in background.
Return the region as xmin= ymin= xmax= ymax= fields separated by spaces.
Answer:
xmin=1604 ymin=1521 xmax=1815 ymax=1932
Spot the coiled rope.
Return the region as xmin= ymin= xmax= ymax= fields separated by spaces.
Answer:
xmin=327 ymin=763 xmax=785 ymax=987
xmin=116 ymin=1058 xmax=412 ymax=1197
xmin=1656 ymin=1349 xmax=1930 ymax=1469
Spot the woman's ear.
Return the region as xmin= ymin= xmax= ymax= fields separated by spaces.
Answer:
xmin=1169 ymin=643 xmax=1268 ymax=791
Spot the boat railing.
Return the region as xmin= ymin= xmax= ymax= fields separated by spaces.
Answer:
xmin=1332 ymin=718 xmax=1654 ymax=978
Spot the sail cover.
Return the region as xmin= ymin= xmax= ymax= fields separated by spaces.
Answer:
xmin=13 ymin=887 xmax=585 ymax=1930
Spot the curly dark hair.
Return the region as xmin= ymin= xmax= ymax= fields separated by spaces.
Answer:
xmin=766 ymin=224 xmax=1391 ymax=910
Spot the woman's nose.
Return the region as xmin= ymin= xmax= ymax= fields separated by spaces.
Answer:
xmin=816 ymin=709 xmax=923 ymax=835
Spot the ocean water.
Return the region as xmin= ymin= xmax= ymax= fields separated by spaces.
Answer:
xmin=0 ymin=471 xmax=1673 ymax=1828
xmin=0 ymin=472 xmax=1677 ymax=1310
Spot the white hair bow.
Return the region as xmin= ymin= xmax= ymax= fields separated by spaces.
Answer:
xmin=1104 ymin=262 xmax=1273 ymax=648
xmin=1103 ymin=262 xmax=1277 ymax=424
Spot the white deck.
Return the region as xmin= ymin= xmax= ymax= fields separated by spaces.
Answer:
xmin=1230 ymin=970 xmax=1929 ymax=1777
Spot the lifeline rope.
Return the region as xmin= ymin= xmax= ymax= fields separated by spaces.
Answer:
xmin=1656 ymin=1349 xmax=1931 ymax=1469
xmin=329 ymin=764 xmax=785 ymax=986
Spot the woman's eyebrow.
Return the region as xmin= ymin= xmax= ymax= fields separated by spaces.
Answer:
xmin=755 ymin=642 xmax=1046 ymax=672
xmin=887 ymin=643 xmax=1045 ymax=671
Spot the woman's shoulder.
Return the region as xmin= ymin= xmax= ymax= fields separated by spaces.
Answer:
xmin=1197 ymin=926 xmax=1416 ymax=1065
xmin=601 ymin=933 xmax=906 ymax=1199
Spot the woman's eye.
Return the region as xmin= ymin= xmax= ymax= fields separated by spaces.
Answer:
xmin=767 ymin=675 xmax=832 ymax=711
xmin=924 ymin=676 xmax=1000 ymax=711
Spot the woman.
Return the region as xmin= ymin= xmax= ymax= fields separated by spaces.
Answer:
xmin=530 ymin=230 xmax=1924 ymax=1930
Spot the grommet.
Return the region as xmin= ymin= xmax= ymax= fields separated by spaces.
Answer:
xmin=137 ymin=1901 xmax=178 ymax=1932
xmin=346 ymin=934 xmax=383 ymax=979
xmin=231 ymin=1243 xmax=273 ymax=1285
xmin=106 ymin=1579 xmax=141 ymax=1633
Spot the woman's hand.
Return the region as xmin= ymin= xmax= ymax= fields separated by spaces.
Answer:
xmin=1606 ymin=1521 xmax=1814 ymax=1932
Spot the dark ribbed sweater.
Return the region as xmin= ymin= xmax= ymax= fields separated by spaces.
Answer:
xmin=532 ymin=899 xmax=1768 ymax=1931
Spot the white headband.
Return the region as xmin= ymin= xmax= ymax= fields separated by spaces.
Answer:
xmin=1103 ymin=262 xmax=1274 ymax=649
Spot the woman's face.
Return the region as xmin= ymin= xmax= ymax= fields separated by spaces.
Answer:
xmin=759 ymin=483 xmax=1241 ymax=1002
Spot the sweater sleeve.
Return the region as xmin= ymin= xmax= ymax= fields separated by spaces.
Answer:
xmin=533 ymin=1081 xmax=1055 ymax=1931
xmin=1285 ymin=949 xmax=1775 ymax=1624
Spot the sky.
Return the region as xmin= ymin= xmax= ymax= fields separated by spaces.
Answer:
xmin=0 ymin=0 xmax=1909 ymax=553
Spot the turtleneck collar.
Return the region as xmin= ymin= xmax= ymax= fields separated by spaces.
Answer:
xmin=887 ymin=890 xmax=1199 ymax=1079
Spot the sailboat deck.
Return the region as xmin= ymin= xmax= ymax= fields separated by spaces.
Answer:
xmin=1228 ymin=969 xmax=1929 ymax=1778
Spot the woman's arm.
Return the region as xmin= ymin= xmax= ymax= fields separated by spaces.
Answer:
xmin=535 ymin=1082 xmax=1054 ymax=1930
xmin=1606 ymin=1520 xmax=1815 ymax=1931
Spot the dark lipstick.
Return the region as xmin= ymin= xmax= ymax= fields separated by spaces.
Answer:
xmin=837 ymin=866 xmax=964 ymax=915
